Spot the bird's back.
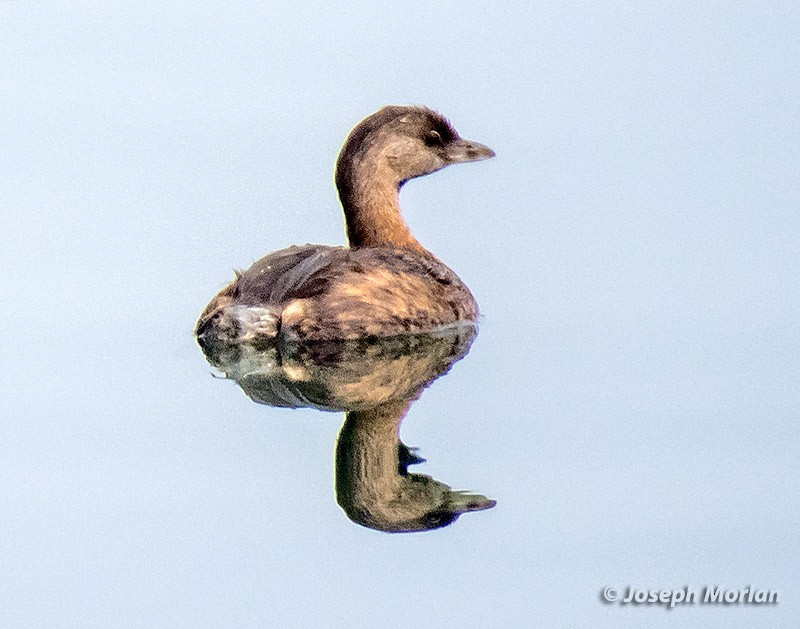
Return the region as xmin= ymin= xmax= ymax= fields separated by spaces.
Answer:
xmin=196 ymin=245 xmax=478 ymax=345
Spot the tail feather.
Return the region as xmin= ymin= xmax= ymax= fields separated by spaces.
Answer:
xmin=196 ymin=305 xmax=280 ymax=347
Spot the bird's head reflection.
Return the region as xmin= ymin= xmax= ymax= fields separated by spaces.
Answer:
xmin=336 ymin=398 xmax=495 ymax=532
xmin=200 ymin=323 xmax=496 ymax=533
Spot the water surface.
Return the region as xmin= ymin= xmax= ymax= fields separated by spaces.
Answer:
xmin=2 ymin=2 xmax=798 ymax=627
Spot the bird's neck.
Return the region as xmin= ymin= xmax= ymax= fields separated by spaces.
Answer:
xmin=336 ymin=157 xmax=427 ymax=253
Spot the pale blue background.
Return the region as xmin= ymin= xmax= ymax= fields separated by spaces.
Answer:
xmin=2 ymin=2 xmax=798 ymax=627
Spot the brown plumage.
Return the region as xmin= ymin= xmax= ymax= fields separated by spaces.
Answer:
xmin=196 ymin=105 xmax=494 ymax=345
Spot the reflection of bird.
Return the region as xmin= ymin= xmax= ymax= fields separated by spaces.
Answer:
xmin=336 ymin=399 xmax=496 ymax=533
xmin=198 ymin=325 xmax=477 ymax=411
xmin=196 ymin=105 xmax=494 ymax=346
xmin=198 ymin=329 xmax=496 ymax=533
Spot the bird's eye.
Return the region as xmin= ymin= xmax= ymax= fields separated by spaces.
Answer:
xmin=424 ymin=130 xmax=444 ymax=147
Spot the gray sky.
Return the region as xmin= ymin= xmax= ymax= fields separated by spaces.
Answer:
xmin=2 ymin=2 xmax=798 ymax=627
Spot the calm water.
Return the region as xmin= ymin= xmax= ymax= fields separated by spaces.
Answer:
xmin=2 ymin=3 xmax=798 ymax=627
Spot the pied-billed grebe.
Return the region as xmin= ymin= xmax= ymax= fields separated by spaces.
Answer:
xmin=196 ymin=105 xmax=494 ymax=344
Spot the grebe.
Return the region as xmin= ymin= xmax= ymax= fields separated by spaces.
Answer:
xmin=196 ymin=105 xmax=494 ymax=345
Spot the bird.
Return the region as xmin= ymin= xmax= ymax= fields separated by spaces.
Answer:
xmin=195 ymin=105 xmax=494 ymax=346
